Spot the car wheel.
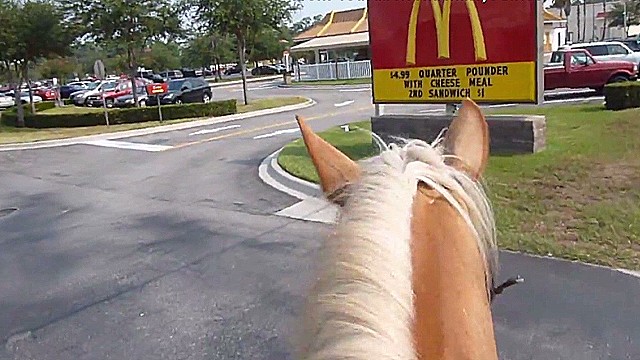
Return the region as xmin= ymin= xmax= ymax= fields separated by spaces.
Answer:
xmin=202 ymin=93 xmax=211 ymax=103
xmin=608 ymin=75 xmax=629 ymax=84
xmin=174 ymin=99 xmax=182 ymax=105
xmin=139 ymin=100 xmax=146 ymax=107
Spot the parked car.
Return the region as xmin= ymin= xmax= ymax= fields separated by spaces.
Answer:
xmin=560 ymin=41 xmax=640 ymax=67
xmin=34 ymin=87 xmax=57 ymax=101
xmin=85 ymin=79 xmax=147 ymax=108
xmin=0 ymin=94 xmax=14 ymax=109
xmin=59 ymin=81 xmax=92 ymax=99
xmin=114 ymin=86 xmax=149 ymax=108
xmin=2 ymin=90 xmax=43 ymax=104
xmin=544 ymin=49 xmax=637 ymax=93
xmin=72 ymin=80 xmax=118 ymax=106
xmin=224 ymin=65 xmax=243 ymax=75
xmin=146 ymin=77 xmax=212 ymax=105
xmin=251 ymin=65 xmax=282 ymax=75
xmin=157 ymin=70 xmax=183 ymax=82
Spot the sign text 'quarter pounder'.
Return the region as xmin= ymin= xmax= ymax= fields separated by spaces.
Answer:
xmin=367 ymin=0 xmax=542 ymax=104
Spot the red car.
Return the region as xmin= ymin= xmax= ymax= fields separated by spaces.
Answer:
xmin=85 ymin=78 xmax=148 ymax=107
xmin=544 ymin=49 xmax=637 ymax=93
xmin=35 ymin=87 xmax=57 ymax=100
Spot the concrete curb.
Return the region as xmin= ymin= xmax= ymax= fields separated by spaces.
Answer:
xmin=257 ymin=147 xmax=321 ymax=201
xmin=259 ymin=144 xmax=640 ymax=280
xmin=0 ymin=98 xmax=316 ymax=152
xmin=207 ymin=75 xmax=280 ymax=88
xmin=278 ymin=83 xmax=371 ymax=90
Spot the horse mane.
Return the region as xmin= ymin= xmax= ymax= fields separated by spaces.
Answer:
xmin=293 ymin=131 xmax=498 ymax=360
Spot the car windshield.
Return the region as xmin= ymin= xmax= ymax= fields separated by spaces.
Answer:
xmin=549 ymin=52 xmax=565 ymax=63
xmin=168 ymin=80 xmax=185 ymax=91
xmin=87 ymin=82 xmax=99 ymax=90
xmin=102 ymin=82 xmax=117 ymax=91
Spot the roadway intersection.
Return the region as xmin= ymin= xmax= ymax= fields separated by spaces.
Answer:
xmin=0 ymin=81 xmax=638 ymax=360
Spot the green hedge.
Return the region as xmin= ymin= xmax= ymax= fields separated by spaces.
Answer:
xmin=4 ymin=100 xmax=57 ymax=113
xmin=604 ymin=82 xmax=640 ymax=110
xmin=1 ymin=99 xmax=237 ymax=128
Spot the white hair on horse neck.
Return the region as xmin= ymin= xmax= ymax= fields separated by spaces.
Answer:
xmin=293 ymin=133 xmax=498 ymax=360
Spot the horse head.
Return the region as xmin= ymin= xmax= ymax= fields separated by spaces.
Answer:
xmin=293 ymin=98 xmax=501 ymax=360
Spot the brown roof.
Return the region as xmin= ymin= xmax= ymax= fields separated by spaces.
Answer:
xmin=294 ymin=7 xmax=368 ymax=42
xmin=543 ymin=8 xmax=565 ymax=22
xmin=294 ymin=6 xmax=561 ymax=42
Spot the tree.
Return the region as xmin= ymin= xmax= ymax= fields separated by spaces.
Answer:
xmin=607 ymin=0 xmax=640 ymax=34
xmin=37 ymin=57 xmax=81 ymax=80
xmin=290 ymin=14 xmax=324 ymax=35
xmin=61 ymin=0 xmax=186 ymax=107
xmin=551 ymin=0 xmax=572 ymax=41
xmin=180 ymin=33 xmax=235 ymax=80
xmin=1 ymin=0 xmax=73 ymax=126
xmin=188 ymin=0 xmax=302 ymax=105
xmin=246 ymin=26 xmax=290 ymax=64
xmin=139 ymin=41 xmax=182 ymax=72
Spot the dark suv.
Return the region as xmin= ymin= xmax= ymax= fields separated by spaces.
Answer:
xmin=146 ymin=77 xmax=213 ymax=105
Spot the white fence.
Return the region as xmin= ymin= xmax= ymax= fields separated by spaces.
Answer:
xmin=294 ymin=60 xmax=371 ymax=81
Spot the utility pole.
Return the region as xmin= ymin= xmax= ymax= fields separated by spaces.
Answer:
xmin=624 ymin=0 xmax=628 ymax=38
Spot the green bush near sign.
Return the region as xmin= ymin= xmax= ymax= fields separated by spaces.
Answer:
xmin=1 ymin=99 xmax=237 ymax=128
xmin=604 ymin=81 xmax=640 ymax=110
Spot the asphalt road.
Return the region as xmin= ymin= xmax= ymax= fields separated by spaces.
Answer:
xmin=0 ymin=82 xmax=638 ymax=360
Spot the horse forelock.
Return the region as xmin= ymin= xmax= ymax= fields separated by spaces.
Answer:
xmin=294 ymin=134 xmax=498 ymax=360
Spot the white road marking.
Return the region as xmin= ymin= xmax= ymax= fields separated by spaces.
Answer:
xmin=253 ymin=128 xmax=299 ymax=139
xmin=189 ymin=124 xmax=240 ymax=136
xmin=81 ymin=139 xmax=172 ymax=152
xmin=230 ymin=85 xmax=276 ymax=92
xmin=339 ymin=88 xmax=370 ymax=92
xmin=334 ymin=100 xmax=355 ymax=107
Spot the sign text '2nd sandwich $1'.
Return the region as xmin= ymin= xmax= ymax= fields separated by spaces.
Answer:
xmin=367 ymin=0 xmax=541 ymax=104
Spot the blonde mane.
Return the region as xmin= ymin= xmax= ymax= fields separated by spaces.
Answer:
xmin=294 ymin=133 xmax=498 ymax=360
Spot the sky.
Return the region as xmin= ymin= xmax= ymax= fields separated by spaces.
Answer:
xmin=291 ymin=0 xmax=557 ymax=22
xmin=291 ymin=0 xmax=368 ymax=22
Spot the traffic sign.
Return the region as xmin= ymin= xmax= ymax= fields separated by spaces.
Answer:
xmin=94 ymin=60 xmax=106 ymax=80
xmin=146 ymin=83 xmax=168 ymax=95
xmin=367 ymin=0 xmax=543 ymax=104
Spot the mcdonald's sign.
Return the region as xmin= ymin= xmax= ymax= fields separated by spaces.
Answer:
xmin=368 ymin=0 xmax=543 ymax=104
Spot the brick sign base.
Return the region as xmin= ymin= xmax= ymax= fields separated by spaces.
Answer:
xmin=371 ymin=114 xmax=546 ymax=154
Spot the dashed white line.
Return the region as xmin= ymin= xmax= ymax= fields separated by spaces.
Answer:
xmin=253 ymin=128 xmax=299 ymax=139
xmin=189 ymin=124 xmax=241 ymax=136
xmin=81 ymin=139 xmax=172 ymax=152
xmin=334 ymin=100 xmax=355 ymax=107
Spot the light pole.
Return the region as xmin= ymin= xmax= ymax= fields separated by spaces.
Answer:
xmin=624 ymin=0 xmax=628 ymax=38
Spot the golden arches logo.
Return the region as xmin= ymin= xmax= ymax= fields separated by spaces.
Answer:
xmin=406 ymin=0 xmax=487 ymax=65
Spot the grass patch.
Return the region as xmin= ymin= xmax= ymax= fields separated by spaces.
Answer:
xmin=40 ymin=106 xmax=104 ymax=115
xmin=236 ymin=96 xmax=307 ymax=113
xmin=0 ymin=96 xmax=308 ymax=145
xmin=278 ymin=121 xmax=379 ymax=184
xmin=292 ymin=78 xmax=371 ymax=86
xmin=277 ymin=103 xmax=640 ymax=270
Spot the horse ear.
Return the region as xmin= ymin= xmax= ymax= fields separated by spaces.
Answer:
xmin=295 ymin=115 xmax=361 ymax=202
xmin=442 ymin=98 xmax=490 ymax=181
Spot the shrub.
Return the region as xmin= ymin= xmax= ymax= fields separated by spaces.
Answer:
xmin=604 ymin=81 xmax=640 ymax=110
xmin=1 ymin=99 xmax=237 ymax=128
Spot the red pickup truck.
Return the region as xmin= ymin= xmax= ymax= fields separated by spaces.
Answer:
xmin=544 ymin=49 xmax=638 ymax=93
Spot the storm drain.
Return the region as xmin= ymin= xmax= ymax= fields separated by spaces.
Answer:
xmin=0 ymin=207 xmax=18 ymax=218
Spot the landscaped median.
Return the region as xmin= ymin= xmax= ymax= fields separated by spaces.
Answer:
xmin=0 ymin=96 xmax=308 ymax=144
xmin=277 ymin=103 xmax=640 ymax=271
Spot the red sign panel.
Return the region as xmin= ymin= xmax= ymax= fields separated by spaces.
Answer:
xmin=367 ymin=0 xmax=542 ymax=104
xmin=146 ymin=83 xmax=168 ymax=95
